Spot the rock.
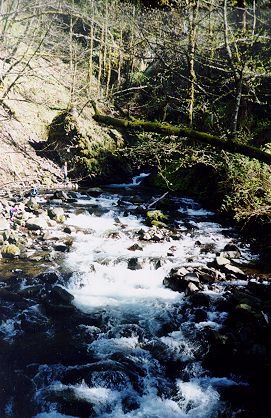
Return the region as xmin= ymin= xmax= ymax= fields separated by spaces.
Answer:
xmin=54 ymin=243 xmax=69 ymax=252
xmin=26 ymin=217 xmax=49 ymax=231
xmin=195 ymin=266 xmax=224 ymax=283
xmin=185 ymin=282 xmax=199 ymax=295
xmin=49 ymin=199 xmax=63 ymax=205
xmin=0 ymin=288 xmax=22 ymax=302
xmin=25 ymin=197 xmax=41 ymax=213
xmin=48 ymin=207 xmax=65 ymax=220
xmin=163 ymin=272 xmax=189 ymax=292
xmin=19 ymin=285 xmax=42 ymax=297
xmin=0 ymin=216 xmax=10 ymax=231
xmin=224 ymin=264 xmax=246 ymax=278
xmin=128 ymin=243 xmax=143 ymax=251
xmin=223 ymin=243 xmax=241 ymax=255
xmin=51 ymin=190 xmax=69 ymax=200
xmin=189 ymin=291 xmax=210 ymax=307
xmin=146 ymin=210 xmax=168 ymax=227
xmin=184 ymin=272 xmax=200 ymax=285
xmin=1 ymin=244 xmax=20 ymax=258
xmin=63 ymin=226 xmax=75 ymax=234
xmin=220 ymin=250 xmax=241 ymax=259
xmin=215 ymin=254 xmax=230 ymax=267
xmin=87 ymin=187 xmax=103 ymax=197
xmin=128 ymin=257 xmax=143 ymax=270
xmin=35 ymin=271 xmax=61 ymax=285
xmin=51 ymin=285 xmax=74 ymax=304
xmin=194 ymin=308 xmax=208 ymax=322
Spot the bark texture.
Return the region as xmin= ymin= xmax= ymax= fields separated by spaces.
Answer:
xmin=92 ymin=110 xmax=271 ymax=165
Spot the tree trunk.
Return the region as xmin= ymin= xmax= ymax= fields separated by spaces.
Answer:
xmin=91 ymin=107 xmax=271 ymax=166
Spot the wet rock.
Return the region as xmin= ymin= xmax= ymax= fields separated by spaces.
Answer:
xmin=63 ymin=225 xmax=75 ymax=234
xmin=128 ymin=257 xmax=143 ymax=270
xmin=122 ymin=396 xmax=140 ymax=413
xmin=128 ymin=243 xmax=143 ymax=251
xmin=195 ymin=266 xmax=224 ymax=283
xmin=19 ymin=285 xmax=42 ymax=298
xmin=47 ymin=387 xmax=94 ymax=418
xmin=49 ymin=199 xmax=63 ymax=205
xmin=224 ymin=264 xmax=246 ymax=279
xmin=51 ymin=285 xmax=74 ymax=304
xmin=194 ymin=308 xmax=208 ymax=322
xmin=51 ymin=190 xmax=69 ymax=200
xmin=0 ymin=288 xmax=22 ymax=302
xmin=35 ymin=271 xmax=61 ymax=285
xmin=1 ymin=244 xmax=20 ymax=258
xmin=223 ymin=243 xmax=241 ymax=255
xmin=189 ymin=291 xmax=210 ymax=307
xmin=220 ymin=250 xmax=241 ymax=259
xmin=87 ymin=187 xmax=103 ymax=197
xmin=54 ymin=243 xmax=69 ymax=252
xmin=163 ymin=268 xmax=200 ymax=292
xmin=185 ymin=282 xmax=199 ymax=295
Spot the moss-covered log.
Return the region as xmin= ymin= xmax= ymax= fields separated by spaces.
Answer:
xmin=92 ymin=112 xmax=271 ymax=165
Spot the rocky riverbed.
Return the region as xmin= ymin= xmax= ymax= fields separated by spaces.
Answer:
xmin=0 ymin=183 xmax=271 ymax=417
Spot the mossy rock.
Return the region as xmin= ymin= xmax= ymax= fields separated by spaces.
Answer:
xmin=47 ymin=109 xmax=128 ymax=184
xmin=1 ymin=244 xmax=21 ymax=258
xmin=151 ymin=220 xmax=168 ymax=228
xmin=56 ymin=215 xmax=66 ymax=223
xmin=146 ymin=210 xmax=168 ymax=226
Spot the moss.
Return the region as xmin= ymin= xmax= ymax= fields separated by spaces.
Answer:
xmin=151 ymin=220 xmax=168 ymax=228
xmin=146 ymin=210 xmax=168 ymax=226
xmin=1 ymin=244 xmax=20 ymax=258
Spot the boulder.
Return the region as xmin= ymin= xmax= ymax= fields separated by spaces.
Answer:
xmin=224 ymin=264 xmax=246 ymax=279
xmin=215 ymin=254 xmax=230 ymax=267
xmin=1 ymin=244 xmax=20 ymax=258
xmin=26 ymin=217 xmax=49 ymax=231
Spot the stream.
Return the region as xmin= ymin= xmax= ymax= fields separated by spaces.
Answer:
xmin=0 ymin=174 xmax=267 ymax=418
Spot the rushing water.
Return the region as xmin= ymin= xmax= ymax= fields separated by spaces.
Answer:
xmin=0 ymin=175 xmax=257 ymax=418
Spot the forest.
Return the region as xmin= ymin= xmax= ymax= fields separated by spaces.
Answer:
xmin=1 ymin=2 xmax=271 ymax=418
xmin=1 ymin=0 xmax=270 ymax=226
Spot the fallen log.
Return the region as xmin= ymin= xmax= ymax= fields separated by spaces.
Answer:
xmin=92 ymin=108 xmax=271 ymax=165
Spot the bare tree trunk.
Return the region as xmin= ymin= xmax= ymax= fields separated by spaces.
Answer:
xmin=232 ymin=71 xmax=243 ymax=136
xmin=117 ymin=29 xmax=123 ymax=88
xmin=97 ymin=24 xmax=105 ymax=96
xmin=186 ymin=0 xmax=199 ymax=127
xmin=87 ymin=0 xmax=94 ymax=96
xmin=106 ymin=45 xmax=112 ymax=97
